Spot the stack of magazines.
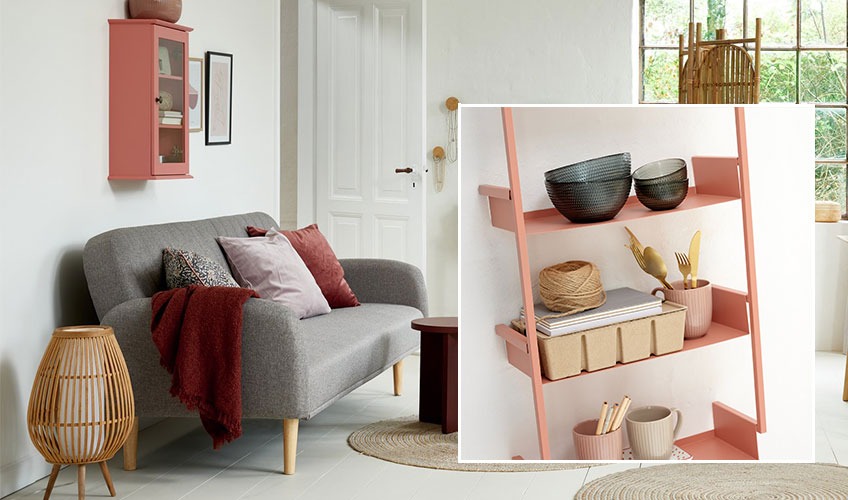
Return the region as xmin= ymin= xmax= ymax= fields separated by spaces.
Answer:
xmin=520 ymin=287 xmax=662 ymax=337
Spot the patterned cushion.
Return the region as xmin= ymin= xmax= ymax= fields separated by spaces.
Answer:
xmin=163 ymin=248 xmax=239 ymax=289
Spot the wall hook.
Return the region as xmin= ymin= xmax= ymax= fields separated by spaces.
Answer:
xmin=433 ymin=146 xmax=446 ymax=193
xmin=445 ymin=97 xmax=459 ymax=163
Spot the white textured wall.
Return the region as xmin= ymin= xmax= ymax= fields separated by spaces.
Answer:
xmin=0 ymin=1 xmax=280 ymax=494
xmin=425 ymin=0 xmax=636 ymax=316
xmin=815 ymin=221 xmax=848 ymax=352
xmin=459 ymin=106 xmax=814 ymax=461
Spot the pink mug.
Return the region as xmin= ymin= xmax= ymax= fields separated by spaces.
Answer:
xmin=651 ymin=280 xmax=712 ymax=339
xmin=572 ymin=419 xmax=623 ymax=460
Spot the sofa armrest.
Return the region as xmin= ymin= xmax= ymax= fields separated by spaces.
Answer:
xmin=102 ymin=296 xmax=311 ymax=418
xmin=339 ymin=259 xmax=428 ymax=316
xmin=239 ymin=298 xmax=309 ymax=401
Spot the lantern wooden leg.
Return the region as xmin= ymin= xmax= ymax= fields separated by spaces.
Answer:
xmin=283 ymin=418 xmax=298 ymax=475
xmin=77 ymin=465 xmax=86 ymax=500
xmin=123 ymin=416 xmax=138 ymax=471
xmin=99 ymin=462 xmax=116 ymax=496
xmin=393 ymin=359 xmax=404 ymax=396
xmin=42 ymin=464 xmax=61 ymax=500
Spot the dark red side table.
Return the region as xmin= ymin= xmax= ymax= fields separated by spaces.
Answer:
xmin=412 ymin=317 xmax=458 ymax=434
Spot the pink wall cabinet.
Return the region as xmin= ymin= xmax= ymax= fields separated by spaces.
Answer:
xmin=479 ymin=107 xmax=765 ymax=461
xmin=109 ymin=20 xmax=193 ymax=179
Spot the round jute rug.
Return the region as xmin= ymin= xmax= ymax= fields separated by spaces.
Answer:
xmin=576 ymin=463 xmax=848 ymax=499
xmin=347 ymin=416 xmax=595 ymax=472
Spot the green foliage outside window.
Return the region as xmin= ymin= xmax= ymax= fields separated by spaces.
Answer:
xmin=642 ymin=0 xmax=848 ymax=212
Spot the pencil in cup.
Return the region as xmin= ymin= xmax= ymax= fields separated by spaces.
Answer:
xmin=595 ymin=402 xmax=608 ymax=435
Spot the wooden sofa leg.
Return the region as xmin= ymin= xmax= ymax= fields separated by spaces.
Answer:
xmin=843 ymin=352 xmax=848 ymax=401
xmin=123 ymin=416 xmax=138 ymax=471
xmin=283 ymin=419 xmax=299 ymax=475
xmin=393 ymin=360 xmax=404 ymax=396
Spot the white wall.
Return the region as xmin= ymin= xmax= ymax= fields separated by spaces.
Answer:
xmin=815 ymin=221 xmax=848 ymax=352
xmin=0 ymin=1 xmax=280 ymax=494
xmin=424 ymin=0 xmax=636 ymax=316
xmin=459 ymin=106 xmax=814 ymax=461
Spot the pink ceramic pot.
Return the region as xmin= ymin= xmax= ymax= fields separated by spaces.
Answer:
xmin=572 ymin=419 xmax=622 ymax=460
xmin=128 ymin=0 xmax=182 ymax=23
xmin=652 ymin=280 xmax=712 ymax=339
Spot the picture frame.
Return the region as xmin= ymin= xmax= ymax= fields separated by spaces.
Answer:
xmin=205 ymin=51 xmax=233 ymax=145
xmin=158 ymin=46 xmax=171 ymax=75
xmin=188 ymin=57 xmax=204 ymax=132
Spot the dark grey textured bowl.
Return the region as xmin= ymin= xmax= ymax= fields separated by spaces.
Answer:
xmin=545 ymin=153 xmax=631 ymax=183
xmin=632 ymin=158 xmax=688 ymax=184
xmin=545 ymin=176 xmax=632 ymax=223
xmin=635 ymin=178 xmax=689 ymax=211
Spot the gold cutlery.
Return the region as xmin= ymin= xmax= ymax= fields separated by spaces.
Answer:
xmin=625 ymin=226 xmax=645 ymax=255
xmin=689 ymin=230 xmax=701 ymax=288
xmin=626 ymin=243 xmax=648 ymax=273
xmin=644 ymin=246 xmax=674 ymax=290
xmin=674 ymin=252 xmax=691 ymax=288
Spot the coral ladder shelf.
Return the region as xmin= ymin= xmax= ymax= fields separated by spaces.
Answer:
xmin=478 ymin=107 xmax=765 ymax=461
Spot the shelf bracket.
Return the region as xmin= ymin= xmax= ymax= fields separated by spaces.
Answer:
xmin=691 ymin=156 xmax=741 ymax=198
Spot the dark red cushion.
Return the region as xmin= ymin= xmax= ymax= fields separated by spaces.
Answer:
xmin=246 ymin=225 xmax=360 ymax=308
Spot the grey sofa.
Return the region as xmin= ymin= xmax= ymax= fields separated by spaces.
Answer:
xmin=83 ymin=212 xmax=426 ymax=474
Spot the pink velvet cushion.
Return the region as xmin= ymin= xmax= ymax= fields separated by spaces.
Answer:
xmin=245 ymin=224 xmax=360 ymax=309
xmin=217 ymin=230 xmax=331 ymax=319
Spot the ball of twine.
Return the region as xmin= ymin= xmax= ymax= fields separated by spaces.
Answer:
xmin=539 ymin=261 xmax=606 ymax=316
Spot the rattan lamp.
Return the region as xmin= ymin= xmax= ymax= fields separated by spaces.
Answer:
xmin=27 ymin=326 xmax=134 ymax=500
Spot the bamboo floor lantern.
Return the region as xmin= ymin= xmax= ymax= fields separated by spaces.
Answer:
xmin=27 ymin=326 xmax=135 ymax=500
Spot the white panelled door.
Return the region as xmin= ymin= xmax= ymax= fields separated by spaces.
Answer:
xmin=315 ymin=0 xmax=424 ymax=270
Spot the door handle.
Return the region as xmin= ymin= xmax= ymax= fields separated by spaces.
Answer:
xmin=394 ymin=167 xmax=414 ymax=174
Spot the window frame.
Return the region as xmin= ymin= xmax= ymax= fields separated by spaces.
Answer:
xmin=639 ymin=0 xmax=848 ymax=216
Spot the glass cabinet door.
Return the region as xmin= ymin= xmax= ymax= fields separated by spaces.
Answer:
xmin=152 ymin=28 xmax=188 ymax=176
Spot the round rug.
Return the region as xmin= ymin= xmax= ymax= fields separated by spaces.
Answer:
xmin=347 ymin=416 xmax=594 ymax=472
xmin=576 ymin=463 xmax=848 ymax=499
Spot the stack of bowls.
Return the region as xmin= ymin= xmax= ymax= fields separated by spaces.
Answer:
xmin=544 ymin=153 xmax=633 ymax=223
xmin=632 ymin=158 xmax=689 ymax=211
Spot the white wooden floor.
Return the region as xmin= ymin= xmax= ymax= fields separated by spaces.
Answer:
xmin=816 ymin=351 xmax=848 ymax=465
xmin=10 ymin=353 xmax=845 ymax=500
xmin=4 ymin=355 xmax=638 ymax=500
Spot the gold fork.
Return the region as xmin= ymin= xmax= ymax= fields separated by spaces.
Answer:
xmin=675 ymin=252 xmax=691 ymax=289
xmin=626 ymin=244 xmax=648 ymax=272
xmin=625 ymin=227 xmax=645 ymax=256
xmin=628 ymin=244 xmax=673 ymax=289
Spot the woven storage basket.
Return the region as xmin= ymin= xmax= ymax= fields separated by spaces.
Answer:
xmin=539 ymin=261 xmax=606 ymax=315
xmin=535 ymin=302 xmax=686 ymax=380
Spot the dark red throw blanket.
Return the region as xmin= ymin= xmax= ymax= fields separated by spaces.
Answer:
xmin=151 ymin=285 xmax=258 ymax=449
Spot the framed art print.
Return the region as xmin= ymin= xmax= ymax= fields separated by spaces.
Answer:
xmin=205 ymin=51 xmax=232 ymax=145
xmin=188 ymin=57 xmax=203 ymax=132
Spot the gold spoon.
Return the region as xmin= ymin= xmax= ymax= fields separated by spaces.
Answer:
xmin=643 ymin=247 xmax=674 ymax=289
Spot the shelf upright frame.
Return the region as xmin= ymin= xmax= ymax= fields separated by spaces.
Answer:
xmin=735 ymin=107 xmax=766 ymax=433
xmin=501 ymin=107 xmax=552 ymax=460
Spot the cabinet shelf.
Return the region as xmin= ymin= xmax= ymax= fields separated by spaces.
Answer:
xmin=158 ymin=73 xmax=183 ymax=81
xmin=158 ymin=124 xmax=183 ymax=129
xmin=108 ymin=174 xmax=192 ymax=180
xmin=676 ymin=430 xmax=757 ymax=460
xmin=514 ymin=402 xmax=758 ymax=460
xmin=482 ymin=188 xmax=738 ymax=235
xmin=479 ymin=107 xmax=765 ymax=461
xmin=513 ymin=322 xmax=747 ymax=384
xmin=496 ymin=284 xmax=751 ymax=384
xmin=480 ymin=155 xmax=743 ymax=235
